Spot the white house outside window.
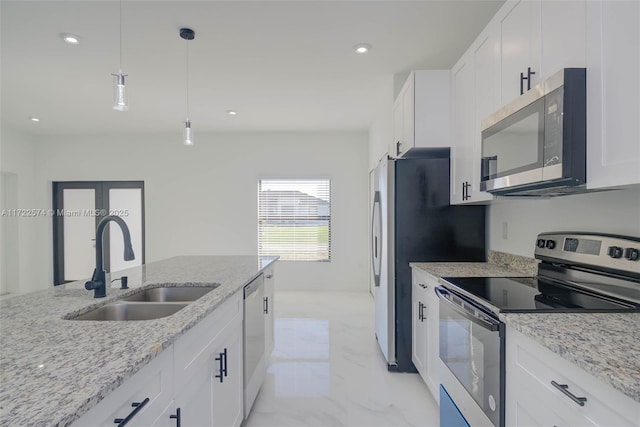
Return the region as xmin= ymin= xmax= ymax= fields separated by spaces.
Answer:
xmin=258 ymin=179 xmax=331 ymax=261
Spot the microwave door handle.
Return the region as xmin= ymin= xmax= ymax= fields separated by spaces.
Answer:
xmin=435 ymin=287 xmax=501 ymax=332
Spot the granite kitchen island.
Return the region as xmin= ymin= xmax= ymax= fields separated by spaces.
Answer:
xmin=0 ymin=255 xmax=277 ymax=426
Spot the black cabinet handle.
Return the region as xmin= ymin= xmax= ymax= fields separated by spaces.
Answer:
xmin=169 ymin=408 xmax=181 ymax=427
xmin=114 ymin=397 xmax=150 ymax=426
xmin=266 ymin=274 xmax=273 ymax=279
xmin=520 ymin=67 xmax=536 ymax=95
xmin=396 ymin=141 xmax=401 ymax=156
xmin=462 ymin=181 xmax=471 ymax=201
xmin=264 ymin=296 xmax=269 ymax=314
xmin=418 ymin=302 xmax=426 ymax=322
xmin=215 ymin=348 xmax=227 ymax=383
xmin=551 ymin=381 xmax=587 ymax=406
xmin=418 ymin=283 xmax=428 ymax=289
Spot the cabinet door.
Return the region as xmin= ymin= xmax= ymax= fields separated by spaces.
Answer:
xmin=450 ymin=55 xmax=474 ymax=205
xmin=471 ymin=29 xmax=499 ymax=203
xmin=411 ymin=278 xmax=426 ymax=377
xmin=499 ymin=0 xmax=541 ymax=104
xmin=586 ymin=0 xmax=640 ymax=189
xmin=392 ymin=97 xmax=404 ymax=158
xmin=540 ymin=0 xmax=586 ymax=79
xmin=401 ymin=76 xmax=415 ymax=155
xmin=424 ymin=277 xmax=440 ymax=404
xmin=264 ymin=266 xmax=275 ymax=358
xmin=212 ymin=314 xmax=244 ymax=427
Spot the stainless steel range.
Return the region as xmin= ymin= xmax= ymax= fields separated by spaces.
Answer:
xmin=437 ymin=232 xmax=640 ymax=427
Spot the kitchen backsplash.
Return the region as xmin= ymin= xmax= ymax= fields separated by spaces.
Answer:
xmin=488 ymin=250 xmax=538 ymax=275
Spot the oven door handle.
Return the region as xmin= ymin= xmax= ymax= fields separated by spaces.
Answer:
xmin=435 ymin=286 xmax=501 ymax=332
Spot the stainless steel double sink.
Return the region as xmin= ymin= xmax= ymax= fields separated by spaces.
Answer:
xmin=69 ymin=285 xmax=219 ymax=321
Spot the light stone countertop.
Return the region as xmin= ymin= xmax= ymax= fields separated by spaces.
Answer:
xmin=0 ymin=255 xmax=277 ymax=427
xmin=410 ymin=257 xmax=640 ymax=404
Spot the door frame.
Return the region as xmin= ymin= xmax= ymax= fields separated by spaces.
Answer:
xmin=52 ymin=181 xmax=145 ymax=285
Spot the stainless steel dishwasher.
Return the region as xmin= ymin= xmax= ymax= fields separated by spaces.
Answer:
xmin=243 ymin=273 xmax=266 ymax=419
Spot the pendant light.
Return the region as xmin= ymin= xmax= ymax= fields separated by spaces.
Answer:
xmin=112 ymin=0 xmax=128 ymax=111
xmin=180 ymin=28 xmax=195 ymax=146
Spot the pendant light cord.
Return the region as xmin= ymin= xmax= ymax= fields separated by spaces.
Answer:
xmin=186 ymin=38 xmax=190 ymax=120
xmin=119 ymin=0 xmax=122 ymax=70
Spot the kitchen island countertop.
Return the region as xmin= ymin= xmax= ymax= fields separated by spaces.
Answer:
xmin=410 ymin=261 xmax=640 ymax=404
xmin=0 ymin=255 xmax=277 ymax=427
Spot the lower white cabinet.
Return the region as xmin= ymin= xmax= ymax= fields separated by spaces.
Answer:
xmin=506 ymin=326 xmax=640 ymax=427
xmin=154 ymin=305 xmax=243 ymax=427
xmin=73 ymin=291 xmax=244 ymax=427
xmin=264 ymin=265 xmax=275 ymax=357
xmin=411 ymin=268 xmax=440 ymax=404
xmin=73 ymin=348 xmax=174 ymax=427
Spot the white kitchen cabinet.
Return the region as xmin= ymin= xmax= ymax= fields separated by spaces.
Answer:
xmin=506 ymin=326 xmax=640 ymax=427
xmin=390 ymin=70 xmax=450 ymax=158
xmin=411 ymin=273 xmax=427 ymax=377
xmin=540 ymin=1 xmax=586 ymax=78
xmin=264 ymin=265 xmax=275 ymax=358
xmin=73 ymin=347 xmax=174 ymax=427
xmin=74 ymin=291 xmax=245 ymax=427
xmin=450 ymin=53 xmax=475 ymax=205
xmin=586 ymin=0 xmax=640 ymax=189
xmin=497 ymin=0 xmax=541 ymax=104
xmin=411 ymin=268 xmax=440 ymax=404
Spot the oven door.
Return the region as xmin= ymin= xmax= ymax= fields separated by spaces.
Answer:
xmin=436 ymin=286 xmax=504 ymax=427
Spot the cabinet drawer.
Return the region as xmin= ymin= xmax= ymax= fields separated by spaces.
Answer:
xmin=508 ymin=328 xmax=639 ymax=427
xmin=174 ymin=291 xmax=242 ymax=388
xmin=73 ymin=348 xmax=173 ymax=427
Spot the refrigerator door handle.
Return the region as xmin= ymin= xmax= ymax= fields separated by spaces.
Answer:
xmin=372 ymin=191 xmax=382 ymax=287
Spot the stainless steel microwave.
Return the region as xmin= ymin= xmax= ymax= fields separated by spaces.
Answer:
xmin=480 ymin=68 xmax=586 ymax=196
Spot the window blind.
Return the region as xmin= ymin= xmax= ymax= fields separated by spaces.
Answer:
xmin=258 ymin=179 xmax=331 ymax=261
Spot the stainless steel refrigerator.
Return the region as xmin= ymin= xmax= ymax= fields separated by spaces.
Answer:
xmin=371 ymin=148 xmax=486 ymax=372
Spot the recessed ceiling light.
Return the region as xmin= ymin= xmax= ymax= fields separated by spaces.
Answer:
xmin=60 ymin=33 xmax=80 ymax=45
xmin=227 ymin=110 xmax=238 ymax=116
xmin=29 ymin=117 xmax=40 ymax=122
xmin=354 ymin=43 xmax=372 ymax=54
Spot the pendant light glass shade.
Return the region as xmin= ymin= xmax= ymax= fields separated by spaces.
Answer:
xmin=183 ymin=120 xmax=194 ymax=146
xmin=112 ymin=71 xmax=128 ymax=111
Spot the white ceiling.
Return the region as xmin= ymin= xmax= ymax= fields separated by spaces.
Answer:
xmin=1 ymin=0 xmax=503 ymax=136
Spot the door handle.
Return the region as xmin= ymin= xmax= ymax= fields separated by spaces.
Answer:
xmin=215 ymin=350 xmax=225 ymax=383
xmin=520 ymin=67 xmax=536 ymax=95
xmin=264 ymin=296 xmax=269 ymax=314
xmin=169 ymin=408 xmax=181 ymax=427
xmin=396 ymin=141 xmax=401 ymax=156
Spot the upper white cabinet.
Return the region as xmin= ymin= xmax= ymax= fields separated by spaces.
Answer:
xmin=506 ymin=326 xmax=639 ymax=427
xmin=586 ymin=0 xmax=640 ymax=189
xmin=498 ymin=0 xmax=542 ymax=104
xmin=390 ymin=70 xmax=450 ymax=158
xmin=450 ymin=27 xmax=497 ymax=205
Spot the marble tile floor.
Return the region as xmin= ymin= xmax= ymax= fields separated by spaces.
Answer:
xmin=244 ymin=291 xmax=440 ymax=427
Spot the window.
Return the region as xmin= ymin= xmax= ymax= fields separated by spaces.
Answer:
xmin=258 ymin=179 xmax=331 ymax=261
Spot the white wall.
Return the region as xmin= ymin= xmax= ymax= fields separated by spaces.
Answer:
xmin=488 ymin=187 xmax=640 ymax=257
xmin=0 ymin=127 xmax=41 ymax=294
xmin=29 ymin=131 xmax=369 ymax=292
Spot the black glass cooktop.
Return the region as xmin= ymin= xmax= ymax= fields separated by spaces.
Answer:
xmin=441 ymin=277 xmax=640 ymax=313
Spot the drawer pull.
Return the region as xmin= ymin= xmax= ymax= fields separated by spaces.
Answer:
xmin=418 ymin=283 xmax=428 ymax=289
xmin=113 ymin=397 xmax=150 ymax=426
xmin=551 ymin=380 xmax=587 ymax=406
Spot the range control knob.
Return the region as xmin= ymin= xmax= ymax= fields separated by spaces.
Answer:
xmin=624 ymin=248 xmax=640 ymax=261
xmin=545 ymin=240 xmax=556 ymax=249
xmin=536 ymin=239 xmax=546 ymax=248
xmin=607 ymin=246 xmax=624 ymax=259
